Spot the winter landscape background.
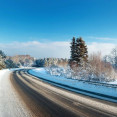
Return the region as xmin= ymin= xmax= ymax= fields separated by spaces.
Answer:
xmin=0 ymin=0 xmax=117 ymax=83
xmin=0 ymin=1 xmax=117 ymax=117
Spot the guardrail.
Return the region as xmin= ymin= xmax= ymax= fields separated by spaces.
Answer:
xmin=76 ymin=79 xmax=117 ymax=88
xmin=16 ymin=68 xmax=117 ymax=88
xmin=24 ymin=69 xmax=117 ymax=103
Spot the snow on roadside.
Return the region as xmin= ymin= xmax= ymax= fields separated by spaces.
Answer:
xmin=29 ymin=68 xmax=117 ymax=99
xmin=0 ymin=69 xmax=10 ymax=80
xmin=108 ymin=80 xmax=117 ymax=84
xmin=0 ymin=69 xmax=32 ymax=117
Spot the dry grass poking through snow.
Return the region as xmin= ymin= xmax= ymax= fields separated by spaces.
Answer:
xmin=87 ymin=52 xmax=117 ymax=81
xmin=46 ymin=52 xmax=117 ymax=82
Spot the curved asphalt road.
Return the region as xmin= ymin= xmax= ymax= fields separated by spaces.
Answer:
xmin=0 ymin=69 xmax=117 ymax=117
xmin=11 ymin=69 xmax=117 ymax=117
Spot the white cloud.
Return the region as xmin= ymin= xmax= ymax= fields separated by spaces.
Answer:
xmin=88 ymin=36 xmax=117 ymax=41
xmin=87 ymin=42 xmax=116 ymax=56
xmin=0 ymin=41 xmax=70 ymax=58
xmin=0 ymin=41 xmax=116 ymax=58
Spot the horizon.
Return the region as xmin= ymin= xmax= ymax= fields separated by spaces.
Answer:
xmin=0 ymin=0 xmax=117 ymax=58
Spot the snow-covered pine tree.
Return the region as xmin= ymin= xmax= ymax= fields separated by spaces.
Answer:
xmin=69 ymin=37 xmax=77 ymax=68
xmin=76 ymin=37 xmax=88 ymax=67
xmin=0 ymin=50 xmax=6 ymax=69
xmin=70 ymin=37 xmax=76 ymax=61
xmin=69 ymin=36 xmax=88 ymax=69
xmin=5 ymin=59 xmax=18 ymax=68
xmin=75 ymin=38 xmax=80 ymax=63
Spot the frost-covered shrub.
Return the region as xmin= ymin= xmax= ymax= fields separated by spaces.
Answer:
xmin=45 ymin=65 xmax=72 ymax=78
xmin=88 ymin=52 xmax=117 ymax=82
xmin=45 ymin=57 xmax=117 ymax=82
xmin=45 ymin=65 xmax=90 ymax=80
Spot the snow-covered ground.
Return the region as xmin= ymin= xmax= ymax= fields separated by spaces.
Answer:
xmin=44 ymin=65 xmax=117 ymax=82
xmin=0 ymin=69 xmax=31 ymax=117
xmin=29 ymin=68 xmax=117 ymax=102
xmin=108 ymin=80 xmax=117 ymax=84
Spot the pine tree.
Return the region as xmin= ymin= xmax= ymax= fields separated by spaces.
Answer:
xmin=76 ymin=37 xmax=88 ymax=67
xmin=0 ymin=50 xmax=6 ymax=69
xmin=70 ymin=37 xmax=76 ymax=61
xmin=70 ymin=37 xmax=88 ymax=68
xmin=75 ymin=38 xmax=80 ymax=63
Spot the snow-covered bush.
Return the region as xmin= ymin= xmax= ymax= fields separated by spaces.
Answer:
xmin=45 ymin=64 xmax=116 ymax=82
xmin=88 ymin=52 xmax=116 ymax=82
xmin=0 ymin=50 xmax=18 ymax=69
xmin=45 ymin=53 xmax=117 ymax=82
xmin=46 ymin=65 xmax=67 ymax=76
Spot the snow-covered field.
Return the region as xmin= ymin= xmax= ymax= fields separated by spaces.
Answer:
xmin=29 ymin=68 xmax=117 ymax=102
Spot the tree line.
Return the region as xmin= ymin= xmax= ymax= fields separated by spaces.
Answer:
xmin=33 ymin=58 xmax=68 ymax=68
xmin=68 ymin=36 xmax=117 ymax=81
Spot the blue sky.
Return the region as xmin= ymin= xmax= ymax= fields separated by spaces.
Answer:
xmin=0 ymin=0 xmax=117 ymax=57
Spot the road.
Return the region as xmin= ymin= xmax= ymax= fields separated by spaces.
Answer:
xmin=11 ymin=69 xmax=117 ymax=117
xmin=0 ymin=69 xmax=117 ymax=117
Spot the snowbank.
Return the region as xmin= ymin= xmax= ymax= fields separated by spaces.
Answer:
xmin=0 ymin=69 xmax=31 ymax=117
xmin=109 ymin=80 xmax=117 ymax=84
xmin=0 ymin=68 xmax=27 ymax=77
xmin=0 ymin=69 xmax=10 ymax=80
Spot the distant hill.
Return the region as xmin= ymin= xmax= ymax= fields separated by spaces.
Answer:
xmin=7 ymin=55 xmax=35 ymax=67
